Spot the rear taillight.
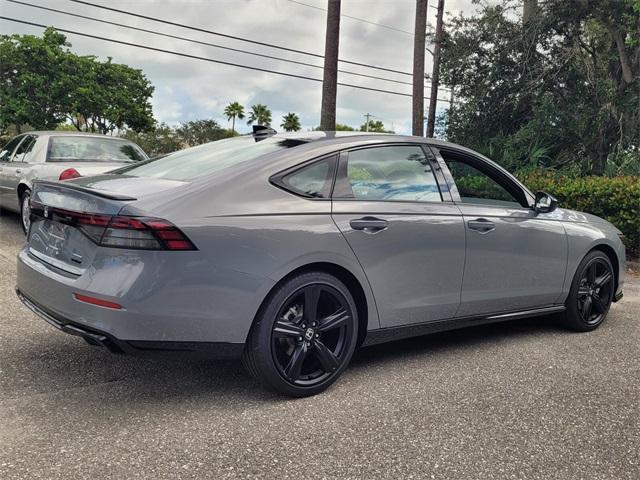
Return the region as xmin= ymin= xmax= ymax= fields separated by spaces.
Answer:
xmin=29 ymin=202 xmax=196 ymax=251
xmin=100 ymin=216 xmax=196 ymax=250
xmin=59 ymin=168 xmax=82 ymax=181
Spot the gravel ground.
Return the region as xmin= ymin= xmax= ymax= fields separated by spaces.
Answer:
xmin=1 ymin=210 xmax=638 ymax=480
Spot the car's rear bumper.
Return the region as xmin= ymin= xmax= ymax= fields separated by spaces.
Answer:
xmin=16 ymin=287 xmax=244 ymax=358
xmin=16 ymin=244 xmax=272 ymax=346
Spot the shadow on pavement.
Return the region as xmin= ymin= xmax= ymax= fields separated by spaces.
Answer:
xmin=4 ymin=313 xmax=566 ymax=405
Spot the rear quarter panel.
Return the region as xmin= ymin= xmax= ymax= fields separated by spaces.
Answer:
xmin=122 ymin=145 xmax=382 ymax=339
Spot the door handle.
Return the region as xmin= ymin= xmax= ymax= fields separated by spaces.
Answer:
xmin=467 ymin=218 xmax=495 ymax=233
xmin=349 ymin=217 xmax=388 ymax=233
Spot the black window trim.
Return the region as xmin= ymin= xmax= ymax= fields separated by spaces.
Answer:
xmin=269 ymin=152 xmax=339 ymax=201
xmin=432 ymin=145 xmax=534 ymax=209
xmin=331 ymin=142 xmax=450 ymax=205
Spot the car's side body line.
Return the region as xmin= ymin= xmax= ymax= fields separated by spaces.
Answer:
xmin=362 ymin=305 xmax=567 ymax=347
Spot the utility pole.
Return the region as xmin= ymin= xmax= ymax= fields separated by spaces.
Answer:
xmin=523 ymin=0 xmax=538 ymax=24
xmin=426 ymin=0 xmax=444 ymax=138
xmin=364 ymin=113 xmax=373 ymax=132
xmin=320 ymin=0 xmax=341 ymax=131
xmin=412 ymin=0 xmax=428 ymax=136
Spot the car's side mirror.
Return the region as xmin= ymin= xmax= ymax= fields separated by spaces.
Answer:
xmin=534 ymin=191 xmax=558 ymax=214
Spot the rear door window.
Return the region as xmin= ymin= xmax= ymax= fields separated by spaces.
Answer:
xmin=0 ymin=135 xmax=26 ymax=162
xmin=335 ymin=145 xmax=442 ymax=203
xmin=12 ymin=135 xmax=37 ymax=162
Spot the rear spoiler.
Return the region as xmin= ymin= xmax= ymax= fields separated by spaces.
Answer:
xmin=32 ymin=180 xmax=137 ymax=201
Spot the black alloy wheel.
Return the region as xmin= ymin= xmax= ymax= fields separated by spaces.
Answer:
xmin=243 ymin=272 xmax=358 ymax=397
xmin=564 ymin=251 xmax=615 ymax=331
xmin=271 ymin=284 xmax=353 ymax=386
xmin=576 ymin=257 xmax=614 ymax=325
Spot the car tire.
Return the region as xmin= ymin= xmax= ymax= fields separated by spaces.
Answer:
xmin=562 ymin=250 xmax=615 ymax=332
xmin=19 ymin=189 xmax=31 ymax=235
xmin=243 ymin=271 xmax=358 ymax=397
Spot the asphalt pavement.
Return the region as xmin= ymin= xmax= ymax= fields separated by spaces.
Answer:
xmin=1 ymin=209 xmax=638 ymax=479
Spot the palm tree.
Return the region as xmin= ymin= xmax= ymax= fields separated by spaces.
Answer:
xmin=280 ymin=112 xmax=301 ymax=132
xmin=247 ymin=104 xmax=272 ymax=127
xmin=224 ymin=101 xmax=244 ymax=134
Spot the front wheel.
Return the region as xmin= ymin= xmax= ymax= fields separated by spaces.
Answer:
xmin=563 ymin=250 xmax=615 ymax=332
xmin=20 ymin=189 xmax=31 ymax=234
xmin=243 ymin=272 xmax=358 ymax=397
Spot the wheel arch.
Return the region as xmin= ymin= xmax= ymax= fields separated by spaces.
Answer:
xmin=17 ymin=182 xmax=30 ymax=201
xmin=247 ymin=261 xmax=373 ymax=348
xmin=588 ymin=243 xmax=619 ymax=292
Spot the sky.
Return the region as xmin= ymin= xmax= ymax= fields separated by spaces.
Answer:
xmin=1 ymin=0 xmax=479 ymax=135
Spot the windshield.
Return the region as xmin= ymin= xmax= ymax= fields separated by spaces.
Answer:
xmin=114 ymin=136 xmax=302 ymax=181
xmin=47 ymin=136 xmax=147 ymax=163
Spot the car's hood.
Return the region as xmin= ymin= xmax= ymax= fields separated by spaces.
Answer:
xmin=556 ymin=208 xmax=621 ymax=234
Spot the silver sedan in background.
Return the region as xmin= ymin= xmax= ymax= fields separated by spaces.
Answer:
xmin=15 ymin=130 xmax=625 ymax=397
xmin=0 ymin=131 xmax=148 ymax=232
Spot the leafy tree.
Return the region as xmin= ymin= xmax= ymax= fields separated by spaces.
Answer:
xmin=280 ymin=112 xmax=301 ymax=131
xmin=314 ymin=123 xmax=355 ymax=131
xmin=67 ymin=56 xmax=154 ymax=134
xmin=359 ymin=120 xmax=393 ymax=133
xmin=439 ymin=0 xmax=639 ymax=175
xmin=247 ymin=104 xmax=272 ymax=126
xmin=224 ymin=101 xmax=244 ymax=134
xmin=0 ymin=28 xmax=154 ymax=135
xmin=0 ymin=28 xmax=69 ymax=132
xmin=122 ymin=123 xmax=182 ymax=156
xmin=55 ymin=123 xmax=77 ymax=131
xmin=175 ymin=119 xmax=230 ymax=146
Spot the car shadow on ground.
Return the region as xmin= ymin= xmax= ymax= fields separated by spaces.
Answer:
xmin=4 ymin=313 xmax=566 ymax=406
xmin=352 ymin=314 xmax=564 ymax=368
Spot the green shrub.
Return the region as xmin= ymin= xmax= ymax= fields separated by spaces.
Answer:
xmin=518 ymin=170 xmax=640 ymax=255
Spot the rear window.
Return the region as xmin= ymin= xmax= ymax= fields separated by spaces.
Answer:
xmin=47 ymin=136 xmax=147 ymax=163
xmin=114 ymin=136 xmax=302 ymax=181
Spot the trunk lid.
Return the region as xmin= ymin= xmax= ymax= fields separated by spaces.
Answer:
xmin=60 ymin=161 xmax=131 ymax=177
xmin=28 ymin=177 xmax=188 ymax=275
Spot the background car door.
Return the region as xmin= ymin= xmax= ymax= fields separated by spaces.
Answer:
xmin=435 ymin=148 xmax=567 ymax=316
xmin=331 ymin=144 xmax=465 ymax=328
xmin=0 ymin=134 xmax=36 ymax=210
xmin=0 ymin=134 xmax=28 ymax=208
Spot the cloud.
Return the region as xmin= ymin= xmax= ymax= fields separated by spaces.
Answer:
xmin=2 ymin=0 xmax=478 ymax=134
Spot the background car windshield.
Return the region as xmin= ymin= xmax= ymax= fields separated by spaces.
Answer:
xmin=116 ymin=136 xmax=296 ymax=181
xmin=47 ymin=137 xmax=147 ymax=162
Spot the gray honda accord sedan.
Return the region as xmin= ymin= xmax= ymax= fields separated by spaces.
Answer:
xmin=16 ymin=129 xmax=625 ymax=396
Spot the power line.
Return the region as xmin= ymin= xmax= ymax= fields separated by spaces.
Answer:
xmin=67 ymin=0 xmax=414 ymax=77
xmin=0 ymin=16 xmax=451 ymax=103
xmin=286 ymin=0 xmax=414 ymax=36
xmin=6 ymin=0 xmax=415 ymax=88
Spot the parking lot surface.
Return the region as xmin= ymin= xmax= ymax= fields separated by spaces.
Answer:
xmin=1 ymin=210 xmax=638 ymax=479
